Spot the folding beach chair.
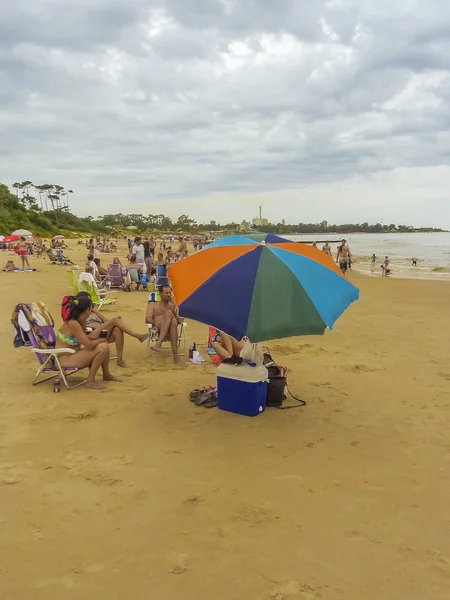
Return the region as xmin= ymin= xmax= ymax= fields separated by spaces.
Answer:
xmin=126 ymin=268 xmax=143 ymax=290
xmin=67 ymin=270 xmax=80 ymax=295
xmin=147 ymin=322 xmax=187 ymax=355
xmin=155 ymin=264 xmax=170 ymax=289
xmin=208 ymin=326 xmax=223 ymax=366
xmin=55 ymin=249 xmax=73 ymax=265
xmin=78 ymin=273 xmax=117 ymax=310
xmin=11 ymin=302 xmax=87 ymax=389
xmin=107 ymin=264 xmax=125 ymax=289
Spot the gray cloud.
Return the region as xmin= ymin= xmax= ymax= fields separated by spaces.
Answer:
xmin=1 ymin=0 xmax=450 ymax=225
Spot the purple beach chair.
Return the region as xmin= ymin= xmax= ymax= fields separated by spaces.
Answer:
xmin=107 ymin=263 xmax=125 ymax=289
xmin=13 ymin=303 xmax=87 ymax=389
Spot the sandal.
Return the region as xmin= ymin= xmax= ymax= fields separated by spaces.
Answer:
xmin=194 ymin=391 xmax=216 ymax=406
xmin=189 ymin=385 xmax=215 ymax=402
xmin=189 ymin=389 xmax=203 ymax=402
xmin=204 ymin=394 xmax=218 ymax=408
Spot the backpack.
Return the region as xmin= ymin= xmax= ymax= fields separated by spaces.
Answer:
xmin=61 ymin=295 xmax=74 ymax=321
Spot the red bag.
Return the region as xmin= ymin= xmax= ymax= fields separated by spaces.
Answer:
xmin=61 ymin=296 xmax=74 ymax=322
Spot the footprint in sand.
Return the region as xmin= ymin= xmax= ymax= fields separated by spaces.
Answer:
xmin=344 ymin=363 xmax=379 ymax=373
xmin=171 ymin=553 xmax=188 ymax=575
xmin=438 ymin=373 xmax=450 ymax=381
xmin=271 ymin=581 xmax=320 ymax=599
xmin=65 ymin=409 xmax=98 ymax=420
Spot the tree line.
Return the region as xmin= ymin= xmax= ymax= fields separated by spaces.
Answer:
xmin=0 ymin=182 xmax=445 ymax=237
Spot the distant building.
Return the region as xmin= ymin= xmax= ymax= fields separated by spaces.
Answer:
xmin=210 ymin=220 xmax=216 ymax=226
xmin=320 ymin=220 xmax=328 ymax=228
xmin=282 ymin=219 xmax=286 ymax=226
xmin=252 ymin=218 xmax=269 ymax=226
xmin=239 ymin=220 xmax=251 ymax=231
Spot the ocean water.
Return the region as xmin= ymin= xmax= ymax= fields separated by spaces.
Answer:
xmin=286 ymin=232 xmax=450 ymax=280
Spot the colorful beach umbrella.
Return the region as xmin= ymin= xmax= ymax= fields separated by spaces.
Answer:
xmin=3 ymin=235 xmax=21 ymax=243
xmin=169 ymin=235 xmax=360 ymax=343
xmin=241 ymin=232 xmax=291 ymax=243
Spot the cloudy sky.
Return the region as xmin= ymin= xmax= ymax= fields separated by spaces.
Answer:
xmin=2 ymin=0 xmax=450 ymax=226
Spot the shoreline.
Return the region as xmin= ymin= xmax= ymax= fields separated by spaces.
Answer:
xmin=352 ymin=266 xmax=450 ymax=282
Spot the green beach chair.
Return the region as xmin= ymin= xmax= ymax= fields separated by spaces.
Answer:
xmin=67 ymin=270 xmax=80 ymax=295
xmin=79 ymin=279 xmax=117 ymax=310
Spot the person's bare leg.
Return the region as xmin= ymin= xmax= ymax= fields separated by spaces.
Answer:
xmin=113 ymin=327 xmax=126 ymax=367
xmin=20 ymin=255 xmax=25 ymax=270
xmin=211 ymin=341 xmax=232 ymax=360
xmin=152 ymin=312 xmax=172 ymax=351
xmin=168 ymin=319 xmax=182 ymax=364
xmin=103 ymin=318 xmax=148 ymax=343
xmin=218 ymin=332 xmax=234 ymax=356
xmin=231 ymin=337 xmax=246 ymax=357
xmin=100 ymin=344 xmax=123 ymax=382
xmin=25 ymin=256 xmax=30 ymax=269
xmin=85 ymin=345 xmax=109 ymax=390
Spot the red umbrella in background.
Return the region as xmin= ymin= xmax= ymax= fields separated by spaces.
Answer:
xmin=3 ymin=235 xmax=20 ymax=243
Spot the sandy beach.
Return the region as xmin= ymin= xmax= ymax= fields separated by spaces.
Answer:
xmin=1 ymin=240 xmax=450 ymax=600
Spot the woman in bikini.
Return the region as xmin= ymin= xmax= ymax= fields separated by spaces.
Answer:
xmin=56 ymin=295 xmax=122 ymax=390
xmin=74 ymin=291 xmax=149 ymax=367
xmin=17 ymin=237 xmax=31 ymax=270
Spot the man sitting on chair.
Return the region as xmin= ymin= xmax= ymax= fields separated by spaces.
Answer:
xmin=145 ymin=285 xmax=184 ymax=365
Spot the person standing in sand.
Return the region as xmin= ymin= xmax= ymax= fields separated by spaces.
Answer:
xmin=322 ymin=242 xmax=332 ymax=256
xmin=176 ymin=237 xmax=188 ymax=259
xmin=132 ymin=237 xmax=146 ymax=273
xmin=336 ymin=239 xmax=351 ymax=274
xmin=17 ymin=237 xmax=31 ymax=270
xmin=145 ymin=285 xmax=184 ymax=365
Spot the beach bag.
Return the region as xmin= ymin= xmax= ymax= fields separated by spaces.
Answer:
xmin=263 ymin=350 xmax=306 ymax=410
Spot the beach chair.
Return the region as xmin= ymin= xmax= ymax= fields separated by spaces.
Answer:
xmin=126 ymin=268 xmax=143 ymax=290
xmin=107 ymin=264 xmax=125 ymax=289
xmin=155 ymin=264 xmax=170 ymax=289
xmin=79 ymin=274 xmax=117 ymax=310
xmin=208 ymin=326 xmax=222 ymax=366
xmin=147 ymin=322 xmax=187 ymax=355
xmin=12 ymin=303 xmax=87 ymax=389
xmin=67 ymin=270 xmax=80 ymax=295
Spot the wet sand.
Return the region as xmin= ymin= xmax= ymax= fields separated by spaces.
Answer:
xmin=1 ymin=241 xmax=450 ymax=600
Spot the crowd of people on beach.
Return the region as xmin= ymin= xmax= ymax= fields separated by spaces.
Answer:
xmin=5 ymin=231 xmax=428 ymax=390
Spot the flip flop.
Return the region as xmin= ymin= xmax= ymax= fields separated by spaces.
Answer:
xmin=194 ymin=392 xmax=215 ymax=406
xmin=189 ymin=389 xmax=203 ymax=402
xmin=204 ymin=395 xmax=218 ymax=408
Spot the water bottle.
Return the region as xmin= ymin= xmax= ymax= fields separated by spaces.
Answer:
xmin=193 ymin=342 xmax=196 ymax=352
xmin=53 ymin=378 xmax=61 ymax=393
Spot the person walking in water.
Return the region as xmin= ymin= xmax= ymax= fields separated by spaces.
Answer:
xmin=322 ymin=242 xmax=332 ymax=256
xmin=336 ymin=240 xmax=351 ymax=275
